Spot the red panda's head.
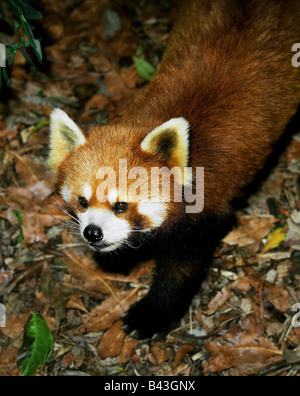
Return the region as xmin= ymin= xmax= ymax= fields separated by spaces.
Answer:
xmin=48 ymin=109 xmax=191 ymax=253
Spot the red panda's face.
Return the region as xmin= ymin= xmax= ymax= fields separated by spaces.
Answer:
xmin=58 ymin=148 xmax=169 ymax=252
xmin=48 ymin=109 xmax=190 ymax=253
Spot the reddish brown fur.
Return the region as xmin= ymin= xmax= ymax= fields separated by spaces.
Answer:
xmin=59 ymin=0 xmax=300 ymax=227
xmin=121 ymin=0 xmax=300 ymax=218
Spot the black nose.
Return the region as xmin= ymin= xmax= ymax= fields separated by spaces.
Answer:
xmin=83 ymin=225 xmax=103 ymax=243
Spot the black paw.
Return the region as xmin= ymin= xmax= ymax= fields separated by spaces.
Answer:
xmin=122 ymin=298 xmax=180 ymax=340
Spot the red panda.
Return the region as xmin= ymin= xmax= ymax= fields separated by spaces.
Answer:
xmin=48 ymin=0 xmax=300 ymax=339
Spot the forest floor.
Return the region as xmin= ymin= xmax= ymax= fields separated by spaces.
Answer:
xmin=0 ymin=0 xmax=299 ymax=376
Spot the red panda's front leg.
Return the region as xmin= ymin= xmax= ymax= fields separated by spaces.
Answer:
xmin=123 ymin=256 xmax=207 ymax=339
xmin=122 ymin=254 xmax=209 ymax=340
xmin=122 ymin=213 xmax=232 ymax=339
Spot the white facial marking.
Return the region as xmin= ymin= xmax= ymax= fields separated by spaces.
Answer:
xmin=61 ymin=184 xmax=72 ymax=203
xmin=78 ymin=208 xmax=130 ymax=249
xmin=108 ymin=188 xmax=119 ymax=205
xmin=138 ymin=201 xmax=167 ymax=228
xmin=83 ymin=184 xmax=92 ymax=201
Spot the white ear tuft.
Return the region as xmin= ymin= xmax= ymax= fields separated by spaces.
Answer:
xmin=50 ymin=109 xmax=86 ymax=147
xmin=141 ymin=117 xmax=190 ymax=169
xmin=48 ymin=109 xmax=86 ymax=172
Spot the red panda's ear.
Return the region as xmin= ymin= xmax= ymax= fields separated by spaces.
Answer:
xmin=141 ymin=118 xmax=190 ymax=170
xmin=48 ymin=109 xmax=86 ymax=172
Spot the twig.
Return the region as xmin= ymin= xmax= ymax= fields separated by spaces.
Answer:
xmin=258 ymin=278 xmax=265 ymax=320
xmin=57 ymin=243 xmax=86 ymax=250
xmin=278 ymin=317 xmax=294 ymax=344
xmin=259 ymin=361 xmax=299 ymax=376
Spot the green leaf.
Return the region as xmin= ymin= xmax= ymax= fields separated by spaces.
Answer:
xmin=34 ymin=120 xmax=50 ymax=132
xmin=20 ymin=46 xmax=35 ymax=66
xmin=15 ymin=210 xmax=24 ymax=244
xmin=0 ymin=4 xmax=5 ymax=20
xmin=133 ymin=56 xmax=156 ymax=82
xmin=8 ymin=0 xmax=42 ymax=20
xmin=8 ymin=1 xmax=43 ymax=64
xmin=14 ymin=21 xmax=20 ymax=31
xmin=7 ymin=47 xmax=18 ymax=67
xmin=17 ymin=313 xmax=53 ymax=376
xmin=135 ymin=47 xmax=143 ymax=56
xmin=18 ymin=0 xmax=42 ymax=20
xmin=32 ymin=38 xmax=42 ymax=62
xmin=20 ymin=13 xmax=43 ymax=62
xmin=2 ymin=68 xmax=10 ymax=87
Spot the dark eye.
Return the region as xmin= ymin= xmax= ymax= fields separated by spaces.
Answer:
xmin=113 ymin=202 xmax=128 ymax=213
xmin=79 ymin=196 xmax=89 ymax=209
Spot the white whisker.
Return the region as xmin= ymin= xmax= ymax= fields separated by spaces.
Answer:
xmin=52 ymin=194 xmax=79 ymax=224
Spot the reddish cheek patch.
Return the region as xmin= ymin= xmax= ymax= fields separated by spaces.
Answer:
xmin=127 ymin=203 xmax=152 ymax=230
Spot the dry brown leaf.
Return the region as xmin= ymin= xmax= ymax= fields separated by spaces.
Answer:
xmin=81 ymin=289 xmax=138 ymax=333
xmin=97 ymin=320 xmax=126 ymax=359
xmin=119 ymin=339 xmax=139 ymax=364
xmin=109 ymin=30 xmax=137 ymax=57
xmin=0 ymin=348 xmax=19 ymax=376
xmin=84 ymin=94 xmax=109 ymax=112
xmin=66 ymin=295 xmax=89 ymax=314
xmin=22 ymin=211 xmax=59 ymax=244
xmin=28 ymin=180 xmax=55 ymax=202
xmin=81 ymin=257 xmax=153 ymax=284
xmin=61 ymin=351 xmax=75 ymax=368
xmin=231 ymin=273 xmax=292 ymax=313
xmin=65 ymin=253 xmax=120 ymax=296
xmin=287 ymin=140 xmax=300 ymax=165
xmin=40 ymin=262 xmax=70 ymax=327
xmin=149 ymin=342 xmax=172 ymax=366
xmin=0 ymin=271 xmax=14 ymax=295
xmin=203 ymin=315 xmax=282 ymax=374
xmin=62 ymin=231 xmax=119 ymax=296
xmin=120 ymin=65 xmax=142 ymax=89
xmin=206 ymin=286 xmax=231 ymax=315
xmin=266 ymin=285 xmax=292 ymax=313
xmin=231 ymin=273 xmax=261 ymax=294
xmin=222 ymin=217 xmax=277 ymax=251
xmin=14 ymin=156 xmax=52 ymax=193
xmin=264 ymin=170 xmax=284 ymax=200
xmin=172 ymin=344 xmax=195 ymax=372
xmin=5 ymin=187 xmax=35 ymax=208
xmin=283 ymin=346 xmax=300 ymax=364
xmin=1 ymin=313 xmax=31 ymax=338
